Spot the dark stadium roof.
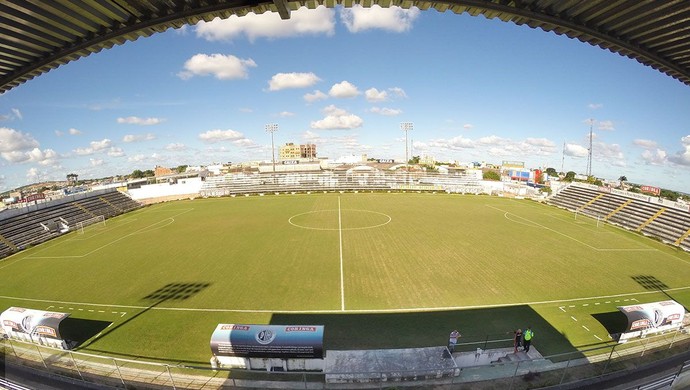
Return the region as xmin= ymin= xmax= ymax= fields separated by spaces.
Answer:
xmin=2 ymin=0 xmax=690 ymax=94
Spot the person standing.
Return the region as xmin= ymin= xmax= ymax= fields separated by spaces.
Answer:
xmin=448 ymin=329 xmax=461 ymax=353
xmin=523 ymin=326 xmax=534 ymax=353
xmin=514 ymin=328 xmax=523 ymax=353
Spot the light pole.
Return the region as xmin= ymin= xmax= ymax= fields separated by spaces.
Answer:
xmin=265 ymin=123 xmax=278 ymax=176
xmin=400 ymin=122 xmax=413 ymax=169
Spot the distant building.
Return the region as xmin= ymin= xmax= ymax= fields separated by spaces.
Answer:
xmin=300 ymin=143 xmax=317 ymax=159
xmin=67 ymin=173 xmax=78 ymax=185
xmin=279 ymin=143 xmax=301 ymax=161
xmin=154 ymin=165 xmax=174 ymax=177
xmin=279 ymin=143 xmax=317 ymax=161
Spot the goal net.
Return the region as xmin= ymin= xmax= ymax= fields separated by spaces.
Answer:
xmin=76 ymin=215 xmax=105 ymax=234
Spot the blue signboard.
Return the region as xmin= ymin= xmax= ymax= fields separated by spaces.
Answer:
xmin=210 ymin=324 xmax=324 ymax=358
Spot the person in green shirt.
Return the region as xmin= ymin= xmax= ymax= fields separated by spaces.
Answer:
xmin=523 ymin=326 xmax=534 ymax=352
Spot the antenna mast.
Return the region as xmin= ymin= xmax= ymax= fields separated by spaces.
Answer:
xmin=586 ymin=119 xmax=593 ymax=177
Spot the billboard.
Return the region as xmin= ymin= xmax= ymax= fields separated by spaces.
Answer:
xmin=210 ymin=324 xmax=324 ymax=358
xmin=508 ymin=170 xmax=529 ymax=181
xmin=502 ymin=160 xmax=525 ymax=168
xmin=1 ymin=307 xmax=69 ymax=339
xmin=616 ymin=300 xmax=685 ymax=342
xmin=640 ymin=185 xmax=661 ymax=196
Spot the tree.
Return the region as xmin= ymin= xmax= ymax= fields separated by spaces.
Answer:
xmin=619 ymin=175 xmax=627 ymax=182
xmin=130 ymin=169 xmax=144 ymax=179
xmin=143 ymin=169 xmax=154 ymax=177
xmin=176 ymin=165 xmax=188 ymax=174
xmin=545 ymin=167 xmax=557 ymax=177
xmin=408 ymin=155 xmax=420 ymax=164
xmin=483 ymin=170 xmax=501 ymax=181
xmin=564 ymin=171 xmax=576 ymax=182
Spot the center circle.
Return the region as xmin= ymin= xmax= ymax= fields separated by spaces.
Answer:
xmin=288 ymin=209 xmax=392 ymax=231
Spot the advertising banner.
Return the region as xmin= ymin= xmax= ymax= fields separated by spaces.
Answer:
xmin=617 ymin=300 xmax=685 ymax=342
xmin=210 ymin=324 xmax=324 ymax=358
xmin=1 ymin=307 xmax=69 ymax=339
xmin=640 ymin=185 xmax=661 ymax=196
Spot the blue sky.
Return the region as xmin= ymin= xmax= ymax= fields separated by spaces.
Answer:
xmin=1 ymin=6 xmax=690 ymax=193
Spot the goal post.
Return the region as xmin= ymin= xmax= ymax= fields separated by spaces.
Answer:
xmin=76 ymin=215 xmax=105 ymax=234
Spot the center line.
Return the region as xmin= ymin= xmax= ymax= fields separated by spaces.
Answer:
xmin=338 ymin=196 xmax=345 ymax=311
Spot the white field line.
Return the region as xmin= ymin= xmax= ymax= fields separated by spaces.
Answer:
xmin=287 ymin=209 xmax=391 ymax=231
xmin=24 ymin=209 xmax=193 ymax=260
xmin=338 ymin=196 xmax=345 ymax=311
xmin=2 ymin=285 xmax=688 ymax=315
xmin=69 ymin=217 xmax=139 ymax=242
xmin=488 ymin=205 xmax=657 ymax=252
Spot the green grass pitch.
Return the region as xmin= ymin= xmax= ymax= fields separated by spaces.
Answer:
xmin=0 ymin=192 xmax=689 ymax=364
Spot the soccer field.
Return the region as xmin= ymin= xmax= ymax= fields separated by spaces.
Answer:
xmin=1 ymin=193 xmax=689 ymax=364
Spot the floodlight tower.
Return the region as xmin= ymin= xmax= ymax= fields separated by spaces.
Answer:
xmin=400 ymin=122 xmax=413 ymax=168
xmin=265 ymin=123 xmax=278 ymax=175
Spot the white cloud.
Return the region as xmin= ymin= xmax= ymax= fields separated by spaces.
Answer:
xmin=429 ymin=136 xmax=475 ymax=150
xmin=641 ymin=149 xmax=667 ymax=165
xmin=117 ymin=116 xmax=164 ymax=126
xmin=365 ymin=88 xmax=388 ymax=102
xmin=304 ymin=90 xmax=328 ymax=103
xmin=195 ymin=7 xmax=335 ymax=42
xmin=123 ymin=133 xmax=156 ymax=143
xmin=90 ymin=158 xmax=104 ymax=166
xmin=0 ymin=127 xmax=39 ymax=154
xmin=311 ymin=105 xmax=363 ymax=130
xmin=198 ymin=129 xmax=246 ymax=143
xmin=232 ymin=138 xmax=256 ymax=147
xmin=74 ymin=139 xmax=112 ymax=155
xmin=128 ymin=154 xmax=146 ymax=163
xmin=341 ymin=5 xmax=420 ymax=33
xmin=588 ymin=103 xmax=603 ymax=109
xmin=598 ymin=120 xmax=615 ymax=131
xmin=26 ymin=167 xmax=39 ymax=181
xmin=477 ymin=135 xmax=506 ymax=145
xmin=108 ymin=147 xmax=125 ymax=157
xmin=68 ymin=128 xmax=82 ymax=135
xmin=268 ymin=72 xmax=321 ymax=91
xmin=239 ymin=107 xmax=253 ymax=113
xmin=54 ymin=130 xmax=64 ymax=137
xmin=0 ymin=128 xmax=58 ymax=165
xmin=564 ymin=143 xmax=589 ymax=157
xmin=329 ymin=81 xmax=360 ymax=98
xmin=0 ymin=109 xmax=22 ymax=121
xmin=668 ymin=135 xmax=690 ymax=166
xmin=165 ymin=143 xmax=186 ymax=151
xmin=369 ymin=107 xmax=402 ymax=116
xmin=302 ymin=130 xmax=323 ymax=142
xmin=178 ymin=53 xmax=257 ymax=80
xmin=388 ymin=87 xmax=407 ymax=98
xmin=525 ymin=138 xmax=556 ymax=148
xmin=463 ymin=124 xmax=474 ymax=130
xmin=633 ymin=139 xmax=658 ymax=149
xmin=279 ymin=111 xmax=295 ymax=117
xmin=27 ymin=148 xmax=59 ymax=166
xmin=593 ymin=141 xmax=624 ymax=162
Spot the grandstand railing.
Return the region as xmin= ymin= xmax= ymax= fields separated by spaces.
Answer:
xmin=2 ymin=327 xmax=688 ymax=389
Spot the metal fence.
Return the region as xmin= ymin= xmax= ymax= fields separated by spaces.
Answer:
xmin=2 ymin=328 xmax=689 ymax=389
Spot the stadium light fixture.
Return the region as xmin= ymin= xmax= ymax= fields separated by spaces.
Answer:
xmin=265 ymin=123 xmax=278 ymax=175
xmin=400 ymin=122 xmax=413 ymax=168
